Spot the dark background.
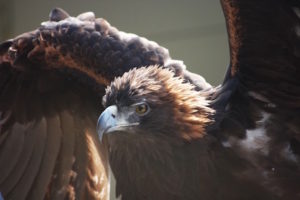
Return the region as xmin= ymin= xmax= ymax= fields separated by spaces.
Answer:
xmin=0 ymin=0 xmax=229 ymax=85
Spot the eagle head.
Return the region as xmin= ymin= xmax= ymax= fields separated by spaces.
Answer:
xmin=97 ymin=65 xmax=214 ymax=143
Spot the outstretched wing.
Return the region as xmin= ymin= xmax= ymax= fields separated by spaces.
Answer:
xmin=221 ymin=0 xmax=300 ymax=109
xmin=0 ymin=8 xmax=206 ymax=200
xmin=216 ymin=0 xmax=300 ymax=197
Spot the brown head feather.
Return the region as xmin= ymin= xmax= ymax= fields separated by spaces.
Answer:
xmin=103 ymin=65 xmax=214 ymax=141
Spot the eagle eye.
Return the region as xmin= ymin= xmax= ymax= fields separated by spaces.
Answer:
xmin=135 ymin=103 xmax=149 ymax=116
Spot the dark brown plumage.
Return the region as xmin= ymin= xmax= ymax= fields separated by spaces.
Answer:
xmin=98 ymin=65 xmax=300 ymax=199
xmin=97 ymin=0 xmax=300 ymax=199
xmin=100 ymin=66 xmax=268 ymax=200
xmin=0 ymin=0 xmax=300 ymax=200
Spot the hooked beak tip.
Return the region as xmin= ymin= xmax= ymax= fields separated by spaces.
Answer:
xmin=97 ymin=105 xmax=117 ymax=141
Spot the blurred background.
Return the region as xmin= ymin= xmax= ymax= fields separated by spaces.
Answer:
xmin=0 ymin=0 xmax=229 ymax=85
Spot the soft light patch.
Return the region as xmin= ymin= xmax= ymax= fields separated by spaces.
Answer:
xmin=240 ymin=112 xmax=270 ymax=155
xmin=293 ymin=7 xmax=300 ymax=18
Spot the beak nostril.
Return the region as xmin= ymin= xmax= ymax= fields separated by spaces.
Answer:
xmin=111 ymin=114 xmax=116 ymax=118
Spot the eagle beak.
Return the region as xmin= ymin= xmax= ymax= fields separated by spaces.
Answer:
xmin=97 ymin=105 xmax=118 ymax=141
xmin=97 ymin=105 xmax=140 ymax=141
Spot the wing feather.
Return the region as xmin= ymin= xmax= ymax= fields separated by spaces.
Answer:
xmin=0 ymin=124 xmax=34 ymax=195
xmin=47 ymin=111 xmax=75 ymax=200
xmin=0 ymin=125 xmax=24 ymax=184
xmin=27 ymin=115 xmax=62 ymax=200
xmin=7 ymin=118 xmax=47 ymax=200
xmin=221 ymin=0 xmax=300 ymax=108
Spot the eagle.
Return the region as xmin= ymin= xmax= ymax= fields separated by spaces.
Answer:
xmin=1 ymin=1 xmax=300 ymax=200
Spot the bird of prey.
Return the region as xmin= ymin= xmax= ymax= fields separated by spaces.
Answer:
xmin=97 ymin=1 xmax=300 ymax=199
xmin=0 ymin=1 xmax=299 ymax=200
xmin=0 ymin=6 xmax=205 ymax=200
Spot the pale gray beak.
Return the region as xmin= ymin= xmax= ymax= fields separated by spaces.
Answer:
xmin=97 ymin=105 xmax=118 ymax=141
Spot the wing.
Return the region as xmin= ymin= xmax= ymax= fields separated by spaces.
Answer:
xmin=213 ymin=0 xmax=300 ymax=197
xmin=0 ymin=8 xmax=208 ymax=200
xmin=221 ymin=0 xmax=300 ymax=109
